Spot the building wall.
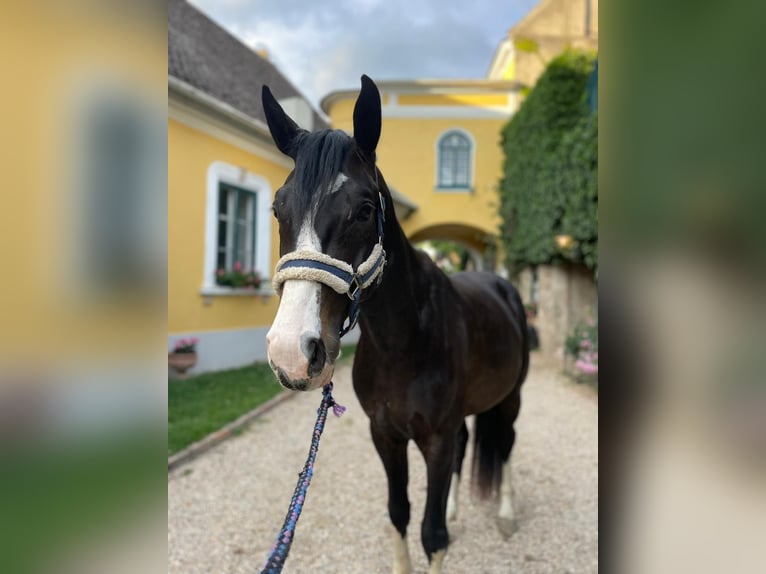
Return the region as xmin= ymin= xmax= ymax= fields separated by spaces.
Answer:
xmin=519 ymin=263 xmax=597 ymax=358
xmin=168 ymin=117 xmax=291 ymax=372
xmin=325 ymin=89 xmax=515 ymax=247
xmin=511 ymin=0 xmax=598 ymax=87
xmin=1 ymin=5 xmax=166 ymax=364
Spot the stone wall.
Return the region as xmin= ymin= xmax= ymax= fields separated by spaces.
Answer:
xmin=516 ymin=263 xmax=597 ymax=358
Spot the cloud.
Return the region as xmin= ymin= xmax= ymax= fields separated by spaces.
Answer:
xmin=188 ymin=0 xmax=537 ymax=107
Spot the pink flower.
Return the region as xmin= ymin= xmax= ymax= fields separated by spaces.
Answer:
xmin=580 ymin=339 xmax=591 ymax=350
xmin=217 ymin=269 xmax=225 ymax=276
xmin=233 ymin=261 xmax=242 ymax=271
xmin=575 ymin=359 xmax=598 ymax=375
xmin=587 ymin=318 xmax=596 ymax=327
xmin=191 ymin=337 xmax=199 ymax=345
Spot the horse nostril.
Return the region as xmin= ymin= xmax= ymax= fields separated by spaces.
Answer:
xmin=300 ymin=333 xmax=326 ymax=378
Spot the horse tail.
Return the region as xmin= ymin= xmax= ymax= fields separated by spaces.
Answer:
xmin=471 ymin=386 xmax=521 ymax=498
xmin=471 ymin=279 xmax=529 ymax=498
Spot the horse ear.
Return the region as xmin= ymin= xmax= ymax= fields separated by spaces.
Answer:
xmin=353 ymin=74 xmax=381 ymax=161
xmin=262 ymin=85 xmax=301 ymax=158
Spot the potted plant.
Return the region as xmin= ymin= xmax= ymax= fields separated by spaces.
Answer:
xmin=216 ymin=261 xmax=262 ymax=289
xmin=564 ymin=318 xmax=598 ymax=383
xmin=169 ymin=337 xmax=199 ymax=377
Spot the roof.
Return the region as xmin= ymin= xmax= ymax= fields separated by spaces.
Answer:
xmin=388 ymin=186 xmax=418 ymax=220
xmin=168 ymin=0 xmax=327 ymax=130
xmin=320 ymin=78 xmax=520 ymax=114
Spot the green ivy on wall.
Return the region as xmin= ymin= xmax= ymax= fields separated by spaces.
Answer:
xmin=498 ymin=49 xmax=598 ymax=276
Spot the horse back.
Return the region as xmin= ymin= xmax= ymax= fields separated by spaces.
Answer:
xmin=449 ymin=271 xmax=529 ymax=414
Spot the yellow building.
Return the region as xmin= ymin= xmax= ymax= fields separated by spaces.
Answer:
xmin=322 ymin=80 xmax=519 ymax=269
xmin=488 ymin=0 xmax=599 ymax=87
xmin=168 ymin=0 xmax=522 ymax=372
xmin=168 ymin=0 xmax=329 ymax=372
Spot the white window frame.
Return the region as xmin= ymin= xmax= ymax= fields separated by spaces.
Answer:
xmin=217 ymin=184 xmax=256 ymax=272
xmin=202 ymin=161 xmax=272 ymax=295
xmin=434 ymin=128 xmax=476 ymax=192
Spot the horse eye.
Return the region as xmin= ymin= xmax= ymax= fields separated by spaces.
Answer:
xmin=273 ymin=200 xmax=285 ymax=220
xmin=357 ymin=203 xmax=374 ymax=222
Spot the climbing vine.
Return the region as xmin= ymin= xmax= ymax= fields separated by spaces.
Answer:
xmin=498 ymin=49 xmax=598 ymax=275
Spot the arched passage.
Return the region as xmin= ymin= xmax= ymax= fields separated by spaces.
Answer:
xmin=408 ymin=223 xmax=498 ymax=271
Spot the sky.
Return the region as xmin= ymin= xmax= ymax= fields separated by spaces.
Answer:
xmin=188 ymin=0 xmax=538 ymax=108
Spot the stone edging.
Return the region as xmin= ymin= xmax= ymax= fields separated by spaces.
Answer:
xmin=168 ymin=390 xmax=297 ymax=471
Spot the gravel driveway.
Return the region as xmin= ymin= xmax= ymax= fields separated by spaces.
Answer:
xmin=168 ymin=355 xmax=598 ymax=574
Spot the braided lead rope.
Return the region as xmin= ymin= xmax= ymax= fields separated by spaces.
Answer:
xmin=259 ymin=383 xmax=346 ymax=574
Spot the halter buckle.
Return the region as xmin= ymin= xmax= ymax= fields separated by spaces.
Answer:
xmin=347 ymin=275 xmax=361 ymax=300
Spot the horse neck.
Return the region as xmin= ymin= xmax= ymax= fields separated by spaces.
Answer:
xmin=358 ymin=178 xmax=435 ymax=341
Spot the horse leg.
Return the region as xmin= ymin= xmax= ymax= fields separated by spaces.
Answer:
xmin=416 ymin=433 xmax=455 ymax=574
xmin=446 ymin=420 xmax=468 ymax=522
xmin=371 ymin=425 xmax=412 ymax=574
xmin=496 ymin=388 xmax=522 ymax=538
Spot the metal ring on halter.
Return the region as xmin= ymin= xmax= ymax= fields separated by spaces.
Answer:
xmin=347 ymin=276 xmax=361 ymax=301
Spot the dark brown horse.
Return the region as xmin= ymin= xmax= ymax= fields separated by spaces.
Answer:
xmin=262 ymin=75 xmax=529 ymax=574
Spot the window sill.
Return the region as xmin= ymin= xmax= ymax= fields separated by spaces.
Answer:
xmin=434 ymin=186 xmax=473 ymax=193
xmin=200 ymin=285 xmax=276 ymax=297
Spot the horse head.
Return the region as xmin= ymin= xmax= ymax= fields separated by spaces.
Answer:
xmin=262 ymin=75 xmax=384 ymax=391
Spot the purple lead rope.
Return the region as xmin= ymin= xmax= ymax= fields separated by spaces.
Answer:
xmin=259 ymin=382 xmax=345 ymax=574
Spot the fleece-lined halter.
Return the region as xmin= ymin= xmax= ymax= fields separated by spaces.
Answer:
xmin=271 ymin=188 xmax=387 ymax=338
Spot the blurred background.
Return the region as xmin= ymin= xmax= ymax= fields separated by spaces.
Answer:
xmin=0 ymin=2 xmax=167 ymax=573
xmin=1 ymin=0 xmax=765 ymax=572
xmin=602 ymin=0 xmax=766 ymax=571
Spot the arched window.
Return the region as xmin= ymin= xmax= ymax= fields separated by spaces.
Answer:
xmin=437 ymin=130 xmax=472 ymax=189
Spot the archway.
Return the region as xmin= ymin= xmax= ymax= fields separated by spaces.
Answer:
xmin=408 ymin=223 xmax=498 ymax=272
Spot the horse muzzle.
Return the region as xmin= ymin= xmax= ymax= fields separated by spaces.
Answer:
xmin=266 ymin=330 xmax=334 ymax=391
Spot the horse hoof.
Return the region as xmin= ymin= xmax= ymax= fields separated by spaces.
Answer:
xmin=496 ymin=516 xmax=518 ymax=539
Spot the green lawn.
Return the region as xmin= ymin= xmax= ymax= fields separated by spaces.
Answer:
xmin=168 ymin=362 xmax=283 ymax=455
xmin=339 ymin=343 xmax=357 ymax=363
xmin=168 ymin=346 xmax=360 ymax=456
xmin=1 ymin=434 xmax=159 ymax=574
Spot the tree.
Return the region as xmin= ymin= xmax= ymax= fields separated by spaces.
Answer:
xmin=498 ymin=49 xmax=598 ymax=275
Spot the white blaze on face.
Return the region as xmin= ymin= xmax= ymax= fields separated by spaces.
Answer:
xmin=267 ymin=213 xmax=323 ymax=382
xmin=329 ymin=173 xmax=348 ymax=194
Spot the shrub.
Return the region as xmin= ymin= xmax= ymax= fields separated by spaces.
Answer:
xmin=498 ymin=49 xmax=598 ymax=275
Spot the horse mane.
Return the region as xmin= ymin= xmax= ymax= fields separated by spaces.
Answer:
xmin=292 ymin=129 xmax=354 ymax=212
